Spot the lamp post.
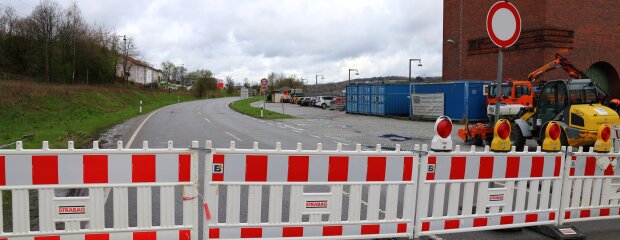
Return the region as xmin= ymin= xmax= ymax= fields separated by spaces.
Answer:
xmin=315 ymin=74 xmax=324 ymax=96
xmin=348 ymin=69 xmax=359 ymax=85
xmin=409 ymin=59 xmax=422 ymax=120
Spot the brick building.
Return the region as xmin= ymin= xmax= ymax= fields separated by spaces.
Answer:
xmin=443 ymin=0 xmax=620 ymax=98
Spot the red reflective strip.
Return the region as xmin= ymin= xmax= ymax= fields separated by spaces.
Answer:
xmin=32 ymin=156 xmax=58 ymax=185
xmin=478 ymin=156 xmax=494 ymax=179
xmin=361 ymin=224 xmax=380 ymax=234
xmin=525 ymin=214 xmax=538 ymax=223
xmin=133 ymin=231 xmax=156 ymax=240
xmin=580 ymin=210 xmax=591 ymax=218
xmin=178 ymin=154 xmax=191 ymax=182
xmin=402 ymin=157 xmax=413 ymax=181
xmin=179 ymin=230 xmax=191 ymax=240
xmin=585 ymin=157 xmax=596 ymax=176
xmin=209 ymin=228 xmax=220 ymax=238
xmin=288 ymin=156 xmax=309 ymax=182
xmin=554 ymin=156 xmax=562 ymax=177
xmin=34 ymin=236 xmax=59 ymax=240
xmin=245 ymin=155 xmax=268 ymax=182
xmin=500 ymin=215 xmax=514 ymax=225
xmin=549 ymin=212 xmax=556 ymax=220
xmin=282 ymin=226 xmax=303 ymax=237
xmin=569 ymin=156 xmax=576 ymax=176
xmin=444 ymin=219 xmax=460 ymax=229
xmin=0 ymin=156 xmax=5 ymax=185
xmin=450 ymin=156 xmax=466 ymax=179
xmin=241 ymin=227 xmax=262 ymax=238
xmin=328 ymin=156 xmax=348 ymax=181
xmin=83 ymin=155 xmax=108 ymax=184
xmin=505 ymin=157 xmax=520 ymax=178
xmin=322 ymin=226 xmax=342 ymax=236
xmin=531 ymin=157 xmax=544 ymax=177
xmin=132 ymin=155 xmax=156 ymax=183
xmin=421 ymin=222 xmax=430 ymax=231
xmin=604 ymin=163 xmax=615 ymax=176
xmin=426 ymin=156 xmax=436 ymax=180
xmin=397 ymin=223 xmax=407 ymax=233
xmin=600 ymin=208 xmax=610 ymax=217
xmin=366 ymin=157 xmax=386 ymax=181
xmin=212 ymin=154 xmax=224 ymax=181
xmin=565 ymin=211 xmax=571 ymax=220
xmin=85 ymin=233 xmax=109 ymax=240
xmin=473 ymin=217 xmax=487 ymax=227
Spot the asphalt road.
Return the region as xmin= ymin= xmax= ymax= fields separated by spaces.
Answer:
xmin=98 ymin=97 xmax=620 ymax=240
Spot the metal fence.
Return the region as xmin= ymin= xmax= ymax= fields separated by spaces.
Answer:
xmin=2 ymin=139 xmax=620 ymax=239
xmin=0 ymin=140 xmax=199 ymax=240
xmin=203 ymin=141 xmax=418 ymax=239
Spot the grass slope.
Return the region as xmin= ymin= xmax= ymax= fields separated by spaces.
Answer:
xmin=229 ymin=96 xmax=294 ymax=119
xmin=0 ymin=80 xmax=200 ymax=149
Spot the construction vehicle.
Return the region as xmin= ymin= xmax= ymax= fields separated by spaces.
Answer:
xmin=458 ymin=53 xmax=620 ymax=149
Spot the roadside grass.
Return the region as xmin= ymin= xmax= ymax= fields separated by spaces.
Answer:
xmin=229 ymin=96 xmax=294 ymax=119
xmin=0 ymin=80 xmax=201 ymax=149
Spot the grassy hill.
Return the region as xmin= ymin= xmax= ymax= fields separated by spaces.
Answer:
xmin=0 ymin=80 xmax=199 ymax=149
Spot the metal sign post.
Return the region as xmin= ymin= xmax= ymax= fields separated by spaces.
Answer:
xmin=494 ymin=50 xmax=503 ymax=124
xmin=486 ymin=1 xmax=521 ymax=123
xmin=261 ymin=78 xmax=268 ymax=118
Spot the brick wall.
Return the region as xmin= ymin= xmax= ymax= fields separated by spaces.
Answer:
xmin=443 ymin=0 xmax=620 ymax=97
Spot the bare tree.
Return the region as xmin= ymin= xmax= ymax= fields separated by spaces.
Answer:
xmin=31 ymin=0 xmax=62 ymax=82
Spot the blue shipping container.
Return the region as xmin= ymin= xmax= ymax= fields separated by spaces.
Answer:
xmin=346 ymin=84 xmax=410 ymax=116
xmin=346 ymin=85 xmax=358 ymax=113
xmin=411 ymin=81 xmax=490 ymax=121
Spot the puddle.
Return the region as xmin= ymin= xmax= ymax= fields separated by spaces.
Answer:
xmin=379 ymin=134 xmax=413 ymax=142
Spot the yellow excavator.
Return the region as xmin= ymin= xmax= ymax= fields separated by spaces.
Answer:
xmin=509 ymin=54 xmax=620 ymax=150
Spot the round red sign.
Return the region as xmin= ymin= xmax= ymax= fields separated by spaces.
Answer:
xmin=486 ymin=1 xmax=521 ymax=48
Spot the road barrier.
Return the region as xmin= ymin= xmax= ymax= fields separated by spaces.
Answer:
xmin=203 ymin=141 xmax=419 ymax=239
xmin=2 ymin=137 xmax=620 ymax=239
xmin=559 ymin=147 xmax=620 ymax=224
xmin=414 ymin=145 xmax=564 ymax=237
xmin=0 ymin=140 xmax=199 ymax=240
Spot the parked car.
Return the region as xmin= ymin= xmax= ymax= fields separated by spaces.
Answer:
xmin=314 ymin=96 xmax=334 ymax=109
xmin=309 ymin=97 xmax=318 ymax=107
xmin=298 ymin=97 xmax=309 ymax=106
xmin=329 ymin=97 xmax=346 ymax=111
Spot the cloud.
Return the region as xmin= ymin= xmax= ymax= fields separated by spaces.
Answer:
xmin=8 ymin=0 xmax=443 ymax=83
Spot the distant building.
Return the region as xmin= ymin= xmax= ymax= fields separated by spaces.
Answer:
xmin=443 ymin=0 xmax=620 ymax=98
xmin=116 ymin=56 xmax=162 ymax=85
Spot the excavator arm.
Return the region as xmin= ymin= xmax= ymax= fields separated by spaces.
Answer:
xmin=527 ymin=53 xmax=588 ymax=83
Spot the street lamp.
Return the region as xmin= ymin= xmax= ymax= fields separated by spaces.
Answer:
xmin=315 ymin=74 xmax=324 ymax=96
xmin=409 ymin=59 xmax=422 ymax=120
xmin=348 ymin=69 xmax=359 ymax=85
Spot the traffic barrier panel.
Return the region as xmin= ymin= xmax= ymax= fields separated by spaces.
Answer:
xmin=414 ymin=145 xmax=565 ymax=237
xmin=559 ymin=147 xmax=620 ymax=224
xmin=203 ymin=141 xmax=419 ymax=239
xmin=0 ymin=140 xmax=199 ymax=240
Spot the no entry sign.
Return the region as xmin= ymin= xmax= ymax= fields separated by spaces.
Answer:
xmin=486 ymin=1 xmax=521 ymax=48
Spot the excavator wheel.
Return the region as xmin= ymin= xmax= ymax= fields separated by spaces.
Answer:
xmin=510 ymin=124 xmax=526 ymax=151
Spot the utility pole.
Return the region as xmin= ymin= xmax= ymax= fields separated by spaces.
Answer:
xmin=123 ymin=35 xmax=128 ymax=88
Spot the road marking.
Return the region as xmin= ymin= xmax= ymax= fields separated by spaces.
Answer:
xmin=333 ymin=141 xmax=350 ymax=146
xmin=225 ymin=132 xmax=242 ymax=141
xmin=310 ymin=135 xmax=321 ymax=139
xmin=292 ymin=130 xmax=303 ymax=133
xmin=125 ymin=104 xmax=174 ymax=148
xmin=204 ymin=118 xmax=211 ymax=123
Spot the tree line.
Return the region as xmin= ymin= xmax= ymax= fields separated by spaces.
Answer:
xmin=0 ymin=0 xmax=138 ymax=84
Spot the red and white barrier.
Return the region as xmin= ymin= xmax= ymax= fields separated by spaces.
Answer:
xmin=414 ymin=145 xmax=565 ymax=237
xmin=0 ymin=140 xmax=198 ymax=240
xmin=559 ymin=147 xmax=620 ymax=224
xmin=203 ymin=141 xmax=419 ymax=239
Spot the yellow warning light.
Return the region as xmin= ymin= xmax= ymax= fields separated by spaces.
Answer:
xmin=594 ymin=124 xmax=612 ymax=153
xmin=542 ymin=121 xmax=562 ymax=152
xmin=491 ymin=119 xmax=512 ymax=152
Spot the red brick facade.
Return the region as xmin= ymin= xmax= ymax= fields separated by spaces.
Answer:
xmin=443 ymin=0 xmax=620 ymax=98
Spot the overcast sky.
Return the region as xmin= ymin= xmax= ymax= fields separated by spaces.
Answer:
xmin=4 ymin=0 xmax=443 ymax=83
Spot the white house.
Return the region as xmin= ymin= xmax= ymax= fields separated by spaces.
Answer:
xmin=116 ymin=56 xmax=162 ymax=85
